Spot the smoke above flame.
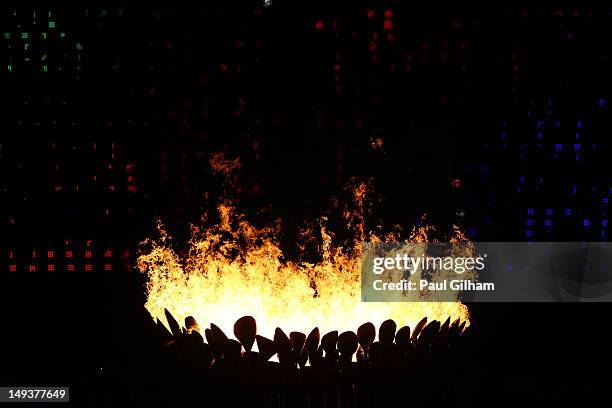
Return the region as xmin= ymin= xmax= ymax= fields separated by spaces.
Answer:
xmin=138 ymin=153 xmax=470 ymax=339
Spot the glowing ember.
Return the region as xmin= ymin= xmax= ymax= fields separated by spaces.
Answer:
xmin=138 ymin=154 xmax=470 ymax=340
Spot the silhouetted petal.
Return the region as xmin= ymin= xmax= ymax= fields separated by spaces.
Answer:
xmin=395 ymin=326 xmax=411 ymax=350
xmin=439 ymin=317 xmax=451 ymax=336
xmin=164 ymin=308 xmax=181 ymax=337
xmin=156 ymin=318 xmax=173 ymax=341
xmin=337 ymin=331 xmax=358 ymax=358
xmin=411 ymin=317 xmax=428 ymax=341
xmin=321 ymin=330 xmax=338 ymax=355
xmin=255 ymin=335 xmax=276 ymax=361
xmin=274 ymin=328 xmax=293 ymax=366
xmin=379 ymin=319 xmax=397 ymax=344
xmin=305 ymin=327 xmax=321 ymax=367
xmin=273 ymin=328 xmax=291 ymax=353
xmin=234 ymin=316 xmax=257 ymax=352
xmin=290 ymin=331 xmax=306 ymax=355
xmin=357 ymin=322 xmax=376 ymax=350
xmin=226 ymin=339 xmax=242 ymax=364
xmin=185 ymin=316 xmax=200 ymax=334
xmin=210 ymin=323 xmax=229 ymax=344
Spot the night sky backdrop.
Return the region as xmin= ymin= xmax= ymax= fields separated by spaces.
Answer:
xmin=1 ymin=3 xmax=611 ymax=406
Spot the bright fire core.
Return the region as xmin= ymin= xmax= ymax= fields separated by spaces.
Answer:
xmin=138 ymin=204 xmax=470 ymax=339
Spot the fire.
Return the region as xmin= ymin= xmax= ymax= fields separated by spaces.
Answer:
xmin=138 ymin=154 xmax=470 ymax=340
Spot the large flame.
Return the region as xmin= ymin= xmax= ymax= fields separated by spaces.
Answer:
xmin=138 ymin=154 xmax=470 ymax=339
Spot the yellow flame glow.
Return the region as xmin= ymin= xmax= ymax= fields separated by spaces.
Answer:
xmin=138 ymin=155 xmax=470 ymax=339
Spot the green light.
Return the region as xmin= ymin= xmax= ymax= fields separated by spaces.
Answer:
xmin=76 ymin=43 xmax=83 ymax=50
xmin=3 ymin=32 xmax=10 ymax=39
xmin=21 ymin=32 xmax=29 ymax=40
xmin=42 ymin=65 xmax=48 ymax=72
xmin=49 ymin=21 xmax=55 ymax=29
xmin=7 ymin=64 xmax=12 ymax=72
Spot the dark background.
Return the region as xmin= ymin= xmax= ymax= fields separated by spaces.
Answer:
xmin=1 ymin=2 xmax=612 ymax=405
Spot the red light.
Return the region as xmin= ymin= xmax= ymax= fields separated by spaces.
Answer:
xmin=384 ymin=10 xmax=393 ymax=18
xmin=65 ymin=250 xmax=73 ymax=258
xmin=48 ymin=250 xmax=54 ymax=258
xmin=9 ymin=250 xmax=15 ymax=259
xmin=104 ymin=264 xmax=112 ymax=271
xmin=383 ymin=20 xmax=393 ymax=30
xmin=85 ymin=264 xmax=93 ymax=272
xmin=367 ymin=10 xmax=375 ymax=19
xmin=315 ymin=20 xmax=324 ymax=30
xmin=104 ymin=249 xmax=112 ymax=258
xmin=85 ymin=250 xmax=92 ymax=258
xmin=67 ymin=264 xmax=75 ymax=271
xmin=9 ymin=265 xmax=16 ymax=272
xmin=29 ymin=265 xmax=37 ymax=272
xmin=47 ymin=264 xmax=55 ymax=272
xmin=32 ymin=250 xmax=38 ymax=258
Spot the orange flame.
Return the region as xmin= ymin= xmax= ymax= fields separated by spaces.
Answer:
xmin=138 ymin=157 xmax=470 ymax=339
